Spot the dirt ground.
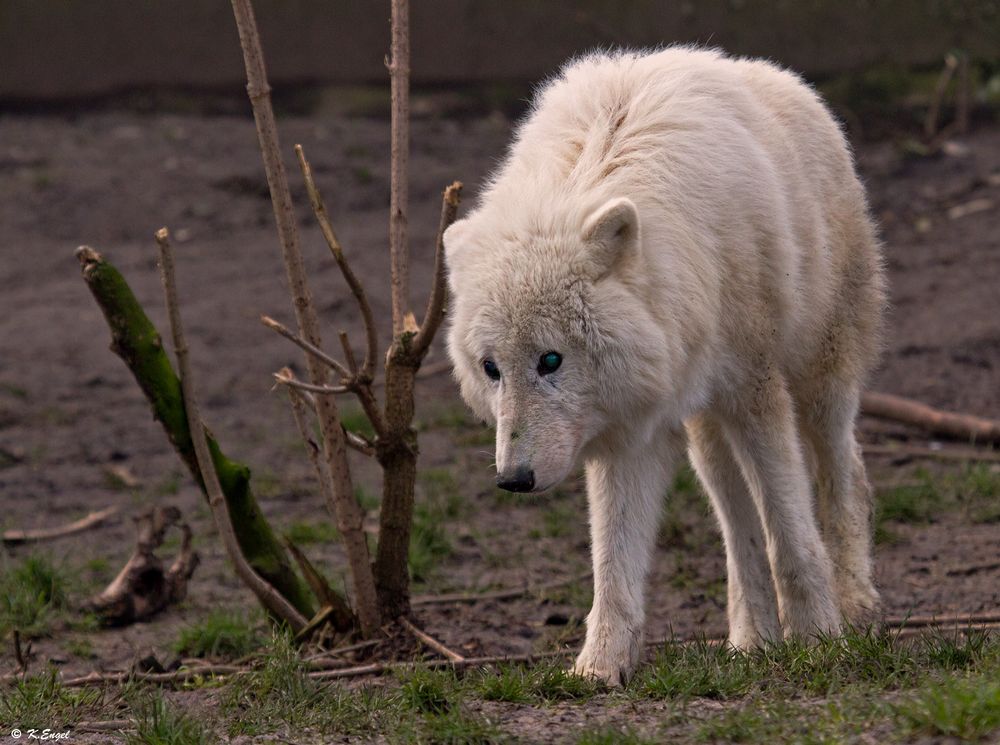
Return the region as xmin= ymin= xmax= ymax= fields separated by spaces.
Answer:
xmin=0 ymin=96 xmax=998 ymax=739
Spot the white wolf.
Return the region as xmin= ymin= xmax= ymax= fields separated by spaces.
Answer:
xmin=444 ymin=48 xmax=885 ymax=686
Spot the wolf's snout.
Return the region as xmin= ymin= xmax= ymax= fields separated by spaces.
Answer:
xmin=496 ymin=466 xmax=535 ymax=493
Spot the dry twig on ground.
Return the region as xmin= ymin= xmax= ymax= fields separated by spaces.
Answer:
xmin=861 ymin=391 xmax=1000 ymax=445
xmin=2 ymin=505 xmax=119 ymax=546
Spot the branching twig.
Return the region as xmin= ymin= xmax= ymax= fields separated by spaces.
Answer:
xmin=2 ymin=506 xmax=119 ymax=546
xmin=284 ymin=375 xmax=337 ymax=500
xmin=388 ymin=0 xmax=411 ymax=337
xmin=412 ymin=182 xmax=463 ymax=358
xmin=261 ymin=315 xmax=350 ymax=380
xmin=400 ymin=617 xmax=465 ymax=662
xmin=230 ymin=0 xmax=379 ymax=635
xmin=295 ymin=144 xmax=379 ymax=382
xmin=274 ymin=369 xmax=350 ymax=395
xmin=156 ymin=227 xmax=307 ymax=634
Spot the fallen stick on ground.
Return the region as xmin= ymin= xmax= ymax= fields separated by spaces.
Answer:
xmin=861 ymin=391 xmax=1000 ymax=445
xmin=862 ymin=443 xmax=1000 ymax=463
xmin=883 ymin=612 xmax=1000 ymax=628
xmin=412 ymin=571 xmax=593 ymax=606
xmin=2 ymin=506 xmax=120 ymax=546
xmin=400 ymin=617 xmax=465 ymax=662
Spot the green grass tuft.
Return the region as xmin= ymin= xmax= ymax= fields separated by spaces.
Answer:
xmin=128 ymin=692 xmax=211 ymax=745
xmin=0 ymin=554 xmax=71 ymax=638
xmin=174 ymin=610 xmax=263 ymax=660
xmin=399 ymin=667 xmax=455 ymax=715
xmin=894 ymin=675 xmax=1000 ymax=741
xmin=409 ymin=469 xmax=464 ymax=583
xmin=0 ymin=670 xmax=109 ymax=728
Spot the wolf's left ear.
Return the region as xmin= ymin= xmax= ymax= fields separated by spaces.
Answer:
xmin=443 ymin=218 xmax=478 ymax=291
xmin=581 ymin=197 xmax=640 ymax=278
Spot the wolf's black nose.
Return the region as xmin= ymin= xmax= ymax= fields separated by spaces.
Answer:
xmin=496 ymin=468 xmax=535 ymax=493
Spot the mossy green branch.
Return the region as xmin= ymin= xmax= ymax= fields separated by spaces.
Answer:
xmin=76 ymin=246 xmax=314 ymax=619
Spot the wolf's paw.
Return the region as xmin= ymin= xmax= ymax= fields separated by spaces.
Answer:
xmin=572 ymin=625 xmax=642 ymax=687
xmin=837 ymin=580 xmax=881 ymax=627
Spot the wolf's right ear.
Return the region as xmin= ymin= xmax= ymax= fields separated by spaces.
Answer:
xmin=443 ymin=218 xmax=478 ymax=291
xmin=581 ymin=197 xmax=640 ymax=278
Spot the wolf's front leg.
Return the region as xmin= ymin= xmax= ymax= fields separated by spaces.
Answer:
xmin=573 ymin=426 xmax=685 ymax=686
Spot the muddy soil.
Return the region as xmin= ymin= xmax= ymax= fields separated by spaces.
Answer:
xmin=0 ymin=101 xmax=998 ymax=732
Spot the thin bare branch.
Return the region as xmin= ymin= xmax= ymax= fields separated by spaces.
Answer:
xmin=339 ymin=330 xmax=358 ymax=376
xmin=925 ymin=52 xmax=959 ymax=140
xmin=345 ymin=429 xmax=376 ymax=457
xmin=284 ymin=374 xmax=337 ymax=499
xmin=3 ymin=505 xmax=119 ymax=546
xmin=261 ymin=315 xmax=351 ymax=380
xmin=400 ymin=617 xmax=465 ymax=662
xmin=388 ymin=0 xmax=411 ymax=337
xmin=156 ymin=227 xmax=307 ymax=634
xmin=412 ymin=182 xmax=462 ymax=358
xmin=282 ymin=369 xmax=375 ymax=458
xmin=231 ymin=0 xmax=379 ymax=635
xmin=274 ymin=370 xmax=350 ymax=395
xmin=295 ymin=144 xmax=379 ymax=381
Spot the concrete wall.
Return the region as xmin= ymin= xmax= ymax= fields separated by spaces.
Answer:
xmin=1 ymin=0 xmax=997 ymax=100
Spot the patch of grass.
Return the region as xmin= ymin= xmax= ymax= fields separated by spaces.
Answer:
xmin=128 ymin=692 xmax=211 ymax=745
xmin=64 ymin=636 xmax=94 ymax=659
xmin=894 ymin=675 xmax=1000 ymax=741
xmin=174 ymin=610 xmax=263 ymax=660
xmin=576 ymin=726 xmax=656 ymax=745
xmin=395 ymin=707 xmax=504 ymax=745
xmin=0 ymin=554 xmax=71 ymax=637
xmin=285 ymin=520 xmax=339 ymax=545
xmin=475 ymin=661 xmax=598 ymax=703
xmin=876 ymin=468 xmax=942 ymax=524
xmin=399 ymin=667 xmax=456 ymax=714
xmin=876 ymin=464 xmax=1000 ymax=529
xmin=340 ymin=405 xmax=375 ymax=440
xmin=0 ymin=670 xmax=110 ymax=728
xmin=356 ymin=484 xmax=380 ymax=511
xmin=638 ymin=640 xmax=753 ymax=700
xmin=695 ymin=697 xmax=877 ymax=744
xmin=958 ymin=464 xmax=1000 ymax=523
xmin=223 ymin=631 xmax=398 ymax=737
xmin=409 ymin=469 xmax=465 ymax=583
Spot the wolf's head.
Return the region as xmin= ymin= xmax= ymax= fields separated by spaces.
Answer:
xmin=444 ymin=197 xmax=667 ymax=493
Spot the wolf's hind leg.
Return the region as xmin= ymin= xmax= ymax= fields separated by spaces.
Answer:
xmin=687 ymin=413 xmax=781 ymax=648
xmin=723 ymin=373 xmax=841 ymax=638
xmin=798 ymin=385 xmax=879 ymax=624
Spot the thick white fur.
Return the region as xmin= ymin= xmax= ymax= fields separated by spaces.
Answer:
xmin=444 ymin=48 xmax=886 ymax=686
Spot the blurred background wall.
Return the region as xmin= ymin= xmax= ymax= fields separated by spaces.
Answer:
xmin=1 ymin=0 xmax=997 ymax=101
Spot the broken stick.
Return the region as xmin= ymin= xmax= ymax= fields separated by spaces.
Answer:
xmin=861 ymin=391 xmax=1000 ymax=445
xmin=2 ymin=505 xmax=119 ymax=546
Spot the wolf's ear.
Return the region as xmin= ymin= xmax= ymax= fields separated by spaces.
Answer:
xmin=581 ymin=197 xmax=639 ymax=278
xmin=443 ymin=218 xmax=478 ymax=291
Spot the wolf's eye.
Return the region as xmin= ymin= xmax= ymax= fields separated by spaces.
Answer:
xmin=483 ymin=358 xmax=501 ymax=381
xmin=537 ymin=351 xmax=562 ymax=375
